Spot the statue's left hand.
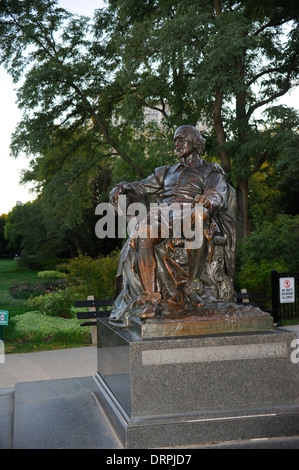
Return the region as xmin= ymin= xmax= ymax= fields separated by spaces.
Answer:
xmin=193 ymin=194 xmax=213 ymax=211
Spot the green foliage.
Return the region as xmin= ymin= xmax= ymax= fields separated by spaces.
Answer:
xmin=0 ymin=214 xmax=12 ymax=257
xmin=4 ymin=200 xmax=71 ymax=267
xmin=37 ymin=270 xmax=66 ymax=280
xmin=67 ymin=253 xmax=120 ymax=299
xmin=235 ymin=214 xmax=299 ymax=304
xmin=0 ymin=259 xmax=40 ymax=306
xmin=0 ymin=294 xmax=30 ymax=307
xmin=43 ymin=258 xmax=71 ymax=270
xmin=0 ymin=304 xmax=38 ymax=317
xmin=248 ymin=162 xmax=281 ymax=229
xmin=27 ymin=288 xmax=74 ymax=318
xmin=238 ymin=214 xmax=299 ymax=269
xmin=16 ymin=255 xmax=44 ymax=271
xmin=255 ymin=105 xmax=299 ymax=217
xmin=0 ymin=0 xmax=298 ymax=267
xmin=10 ymin=280 xmax=68 ymax=300
xmin=237 ymin=259 xmax=287 ymax=307
xmin=111 ymin=124 xmax=175 ymax=186
xmin=56 ymin=262 xmax=71 ymax=274
xmin=9 ymin=312 xmax=90 ymax=345
xmin=10 ymin=283 xmax=47 ymax=300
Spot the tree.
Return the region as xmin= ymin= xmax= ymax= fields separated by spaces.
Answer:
xmin=1 ymin=0 xmax=298 ymax=244
xmin=0 ymin=0 xmax=144 ymax=178
xmin=5 ymin=200 xmax=51 ymax=268
xmin=103 ymin=0 xmax=299 ymax=239
xmin=263 ymin=105 xmax=299 ymax=216
xmin=0 ymin=214 xmax=12 ymax=258
xmin=235 ymin=214 xmax=299 ymax=304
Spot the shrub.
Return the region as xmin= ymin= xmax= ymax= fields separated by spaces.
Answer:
xmin=27 ymin=288 xmax=74 ymax=318
xmin=10 ymin=311 xmax=90 ymax=344
xmin=67 ymin=252 xmax=119 ymax=299
xmin=43 ymin=258 xmax=70 ymax=270
xmin=10 ymin=283 xmax=46 ymax=300
xmin=10 ymin=280 xmax=69 ymax=299
xmin=238 ymin=214 xmax=299 ymax=270
xmin=236 ymin=259 xmax=287 ymax=306
xmin=56 ymin=262 xmax=71 ymax=274
xmin=235 ymin=214 xmax=299 ymax=305
xmin=17 ymin=254 xmax=45 ymax=271
xmin=7 ymin=266 xmax=27 ymax=273
xmin=37 ymin=270 xmax=66 ymax=280
xmin=0 ymin=292 xmax=28 ymax=306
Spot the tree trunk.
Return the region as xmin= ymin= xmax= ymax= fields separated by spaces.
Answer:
xmin=235 ymin=45 xmax=250 ymax=241
xmin=213 ymin=88 xmax=231 ymax=175
xmin=214 ymin=0 xmax=222 ymax=16
xmin=212 ymin=0 xmax=231 ymax=178
xmin=171 ymin=51 xmax=185 ymax=126
xmin=237 ymin=177 xmax=249 ymax=241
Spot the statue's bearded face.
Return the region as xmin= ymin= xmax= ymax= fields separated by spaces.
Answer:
xmin=173 ymin=130 xmax=195 ymax=159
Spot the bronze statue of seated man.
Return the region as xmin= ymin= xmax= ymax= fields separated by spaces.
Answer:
xmin=109 ymin=125 xmax=236 ymax=326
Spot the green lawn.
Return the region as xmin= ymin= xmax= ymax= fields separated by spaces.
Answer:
xmin=0 ymin=259 xmax=39 ymax=297
xmin=0 ymin=258 xmax=91 ymax=353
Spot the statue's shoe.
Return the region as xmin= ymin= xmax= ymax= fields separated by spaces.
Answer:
xmin=139 ymin=292 xmax=162 ymax=319
xmin=140 ymin=302 xmax=156 ymax=319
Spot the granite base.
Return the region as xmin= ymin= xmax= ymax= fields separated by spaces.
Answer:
xmin=94 ymin=319 xmax=299 ymax=449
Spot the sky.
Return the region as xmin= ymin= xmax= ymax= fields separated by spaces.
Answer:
xmin=0 ymin=0 xmax=298 ymax=215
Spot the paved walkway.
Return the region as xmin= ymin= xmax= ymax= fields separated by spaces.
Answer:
xmin=278 ymin=324 xmax=299 ymax=338
xmin=0 ymin=345 xmax=97 ymax=389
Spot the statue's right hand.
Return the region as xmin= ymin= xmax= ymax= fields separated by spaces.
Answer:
xmin=109 ymin=183 xmax=126 ymax=205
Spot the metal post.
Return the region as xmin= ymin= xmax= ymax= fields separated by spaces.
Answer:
xmin=271 ymin=270 xmax=279 ymax=324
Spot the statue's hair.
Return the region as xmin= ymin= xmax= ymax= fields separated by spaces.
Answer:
xmin=174 ymin=125 xmax=206 ymax=155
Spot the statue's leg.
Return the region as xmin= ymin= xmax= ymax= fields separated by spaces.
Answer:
xmin=137 ymin=237 xmax=158 ymax=293
xmin=136 ymin=209 xmax=166 ymax=318
xmin=187 ymin=206 xmax=209 ymax=281
xmin=187 ymin=237 xmax=208 ymax=281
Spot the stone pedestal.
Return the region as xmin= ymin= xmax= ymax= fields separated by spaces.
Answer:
xmin=129 ymin=303 xmax=274 ymax=338
xmin=94 ymin=319 xmax=299 ymax=449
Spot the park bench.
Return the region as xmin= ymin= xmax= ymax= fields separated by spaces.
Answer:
xmin=75 ymin=295 xmax=112 ymax=344
xmin=75 ymin=295 xmax=112 ymax=327
xmin=235 ymin=288 xmax=273 ymax=316
xmin=235 ymin=288 xmax=262 ymax=308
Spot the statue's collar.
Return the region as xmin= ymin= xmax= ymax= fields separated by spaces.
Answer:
xmin=173 ymin=153 xmax=201 ymax=170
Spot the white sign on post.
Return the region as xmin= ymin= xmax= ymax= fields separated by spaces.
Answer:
xmin=279 ymin=277 xmax=295 ymax=304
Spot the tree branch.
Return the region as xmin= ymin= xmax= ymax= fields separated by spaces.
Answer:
xmin=144 ymin=101 xmax=169 ymax=120
xmin=246 ymin=56 xmax=297 ymax=119
xmin=69 ymin=152 xmax=118 ymax=184
xmin=8 ymin=11 xmax=144 ymax=179
xmin=247 ymin=84 xmax=291 ymax=118
xmin=250 ymin=153 xmax=269 ymax=175
xmin=67 ymin=80 xmax=145 ymax=178
xmin=253 ymin=17 xmax=294 ymax=36
xmin=246 ymin=65 xmax=284 ymax=87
